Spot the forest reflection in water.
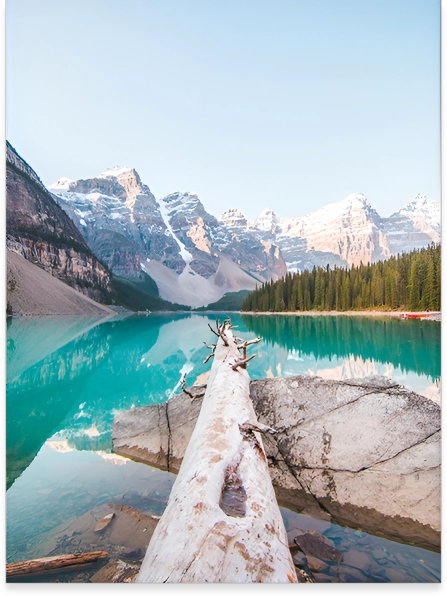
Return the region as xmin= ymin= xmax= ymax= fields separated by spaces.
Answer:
xmin=6 ymin=313 xmax=440 ymax=582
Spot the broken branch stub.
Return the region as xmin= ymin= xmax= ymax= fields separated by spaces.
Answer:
xmin=137 ymin=322 xmax=297 ymax=583
xmin=231 ymin=354 xmax=256 ymax=371
xmin=181 ymin=374 xmax=206 ymax=401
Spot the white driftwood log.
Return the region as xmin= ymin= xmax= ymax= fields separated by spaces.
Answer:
xmin=136 ymin=322 xmax=297 ymax=583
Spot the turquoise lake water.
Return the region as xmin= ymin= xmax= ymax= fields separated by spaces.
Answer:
xmin=6 ymin=313 xmax=441 ymax=582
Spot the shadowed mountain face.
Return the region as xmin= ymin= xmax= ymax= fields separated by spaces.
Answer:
xmin=6 ymin=142 xmax=113 ymax=304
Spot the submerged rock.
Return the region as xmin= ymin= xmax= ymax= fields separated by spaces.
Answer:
xmin=294 ymin=533 xmax=342 ymax=563
xmin=112 ymin=375 xmax=440 ymax=550
xmin=94 ymin=513 xmax=115 ymax=532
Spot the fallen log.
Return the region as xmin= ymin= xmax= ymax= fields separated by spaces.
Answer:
xmin=6 ymin=551 xmax=108 ymax=578
xmin=136 ymin=321 xmax=297 ymax=583
xmin=114 ymin=374 xmax=441 ymax=551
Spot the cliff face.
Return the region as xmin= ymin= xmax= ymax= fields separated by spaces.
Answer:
xmin=50 ymin=168 xmax=184 ymax=280
xmin=6 ymin=142 xmax=113 ymax=303
xmin=250 ymin=193 xmax=440 ymax=272
xmin=50 ymin=174 xmax=287 ymax=307
xmin=217 ymin=208 xmax=288 ymax=280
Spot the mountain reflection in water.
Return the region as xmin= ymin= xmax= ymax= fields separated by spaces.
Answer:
xmin=6 ymin=313 xmax=440 ymax=581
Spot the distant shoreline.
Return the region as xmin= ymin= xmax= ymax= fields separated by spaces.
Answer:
xmin=240 ymin=310 xmax=441 ymax=319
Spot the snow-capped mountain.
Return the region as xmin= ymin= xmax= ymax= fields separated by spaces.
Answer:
xmin=49 ymin=171 xmax=286 ymax=307
xmin=50 ymin=164 xmax=440 ymax=305
xmin=50 ymin=167 xmax=184 ymax=280
xmin=248 ymin=193 xmax=440 ymax=272
xmin=382 ymin=194 xmax=441 ymax=255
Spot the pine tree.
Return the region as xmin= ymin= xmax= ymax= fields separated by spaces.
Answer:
xmin=241 ymin=245 xmax=440 ymax=313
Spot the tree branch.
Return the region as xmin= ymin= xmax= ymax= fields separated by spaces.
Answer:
xmin=231 ymin=354 xmax=256 ymax=370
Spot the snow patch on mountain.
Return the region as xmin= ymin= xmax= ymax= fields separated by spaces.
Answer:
xmin=50 ymin=178 xmax=73 ymax=191
xmin=397 ymin=195 xmax=440 ymax=242
xmin=220 ymin=208 xmax=247 ymax=228
xmin=98 ymin=166 xmax=134 ymax=179
xmin=162 ymin=192 xmax=202 ymax=217
xmin=251 ymin=208 xmax=279 ymax=233
xmin=158 ymin=196 xmax=193 ymax=264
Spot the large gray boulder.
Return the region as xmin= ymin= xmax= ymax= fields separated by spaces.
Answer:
xmin=250 ymin=375 xmax=440 ymax=551
xmin=112 ymin=375 xmax=440 ymax=550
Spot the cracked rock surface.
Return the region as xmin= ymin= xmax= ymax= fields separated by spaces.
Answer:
xmin=112 ymin=375 xmax=440 ymax=550
xmin=113 ymin=392 xmax=202 ymax=472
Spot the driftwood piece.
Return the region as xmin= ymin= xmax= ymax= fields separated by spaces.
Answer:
xmin=136 ymin=322 xmax=297 ymax=583
xmin=6 ymin=551 xmax=108 ymax=578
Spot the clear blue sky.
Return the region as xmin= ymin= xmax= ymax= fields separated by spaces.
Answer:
xmin=6 ymin=0 xmax=440 ymax=220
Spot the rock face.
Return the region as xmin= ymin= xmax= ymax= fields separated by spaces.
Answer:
xmin=50 ymin=167 xmax=183 ymax=280
xmin=48 ymin=158 xmax=439 ymax=300
xmin=218 ymin=208 xmax=287 ymax=280
xmin=250 ymin=375 xmax=440 ymax=551
xmin=50 ymin=176 xmax=287 ymax=307
xmin=248 ymin=193 xmax=440 ymax=272
xmin=6 ymin=249 xmax=116 ymax=318
xmin=6 ymin=142 xmax=113 ymax=305
xmin=113 ymin=392 xmax=202 ymax=472
xmin=382 ymin=195 xmax=441 ymax=255
xmin=112 ymin=375 xmax=440 ymax=550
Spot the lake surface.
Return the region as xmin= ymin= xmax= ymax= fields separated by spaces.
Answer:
xmin=6 ymin=313 xmax=441 ymax=582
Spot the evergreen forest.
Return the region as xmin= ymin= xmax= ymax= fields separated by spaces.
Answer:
xmin=241 ymin=244 xmax=441 ymax=312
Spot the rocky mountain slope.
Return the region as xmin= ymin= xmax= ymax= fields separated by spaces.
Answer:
xmin=6 ymin=142 xmax=114 ymax=305
xmin=382 ymin=195 xmax=441 ymax=255
xmin=48 ymin=159 xmax=439 ymax=306
xmin=50 ymin=175 xmax=286 ymax=307
xmin=249 ymin=193 xmax=440 ymax=272
xmin=7 ymin=249 xmax=116 ymax=317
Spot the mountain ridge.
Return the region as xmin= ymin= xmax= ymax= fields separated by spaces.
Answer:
xmin=49 ymin=166 xmax=440 ymax=305
xmin=247 ymin=192 xmax=440 ymax=271
xmin=50 ymin=170 xmax=286 ymax=307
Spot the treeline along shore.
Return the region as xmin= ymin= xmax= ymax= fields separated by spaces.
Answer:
xmin=241 ymin=244 xmax=440 ymax=313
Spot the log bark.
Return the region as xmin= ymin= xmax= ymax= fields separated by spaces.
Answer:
xmin=136 ymin=323 xmax=297 ymax=583
xmin=6 ymin=551 xmax=108 ymax=577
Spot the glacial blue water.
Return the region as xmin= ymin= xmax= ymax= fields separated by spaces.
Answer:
xmin=6 ymin=313 xmax=441 ymax=582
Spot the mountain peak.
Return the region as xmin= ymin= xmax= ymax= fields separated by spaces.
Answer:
xmin=403 ymin=194 xmax=438 ymax=212
xmin=162 ymin=191 xmax=201 ymax=211
xmin=98 ymin=166 xmax=134 ymax=179
xmin=395 ymin=195 xmax=440 ymax=237
xmin=250 ymin=207 xmax=279 ymax=233
xmin=220 ymin=208 xmax=247 ymax=228
xmin=49 ymin=177 xmax=73 ymax=190
xmin=259 ymin=207 xmax=277 ymax=217
xmin=311 ymin=193 xmax=373 ymax=221
xmin=342 ymin=192 xmax=370 ymax=207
